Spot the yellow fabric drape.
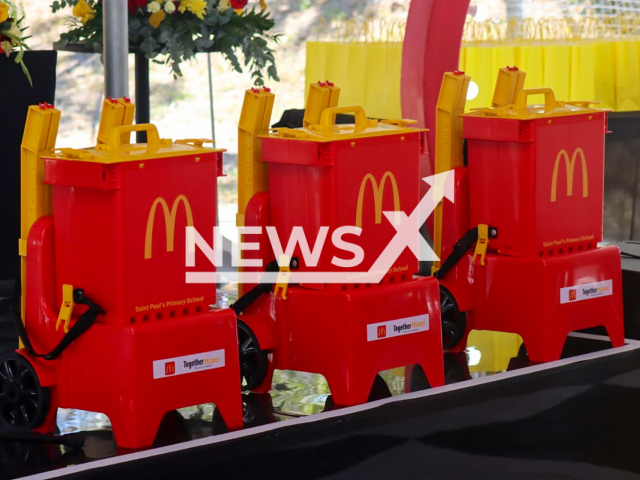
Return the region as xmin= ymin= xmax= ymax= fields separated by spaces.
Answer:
xmin=306 ymin=40 xmax=640 ymax=116
xmin=305 ymin=41 xmax=403 ymax=119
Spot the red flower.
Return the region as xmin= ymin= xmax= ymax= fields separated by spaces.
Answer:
xmin=230 ymin=0 xmax=248 ymax=8
xmin=128 ymin=0 xmax=148 ymax=13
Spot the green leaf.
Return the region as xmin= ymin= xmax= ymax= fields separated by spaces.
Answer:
xmin=267 ymin=64 xmax=279 ymax=81
xmin=20 ymin=59 xmax=32 ymax=87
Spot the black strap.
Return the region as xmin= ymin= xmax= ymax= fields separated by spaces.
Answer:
xmin=434 ymin=226 xmax=498 ymax=280
xmin=231 ymin=258 xmax=298 ymax=316
xmin=230 ymin=283 xmax=272 ymax=316
xmin=434 ymin=228 xmax=479 ymax=280
xmin=12 ymin=289 xmax=105 ymax=361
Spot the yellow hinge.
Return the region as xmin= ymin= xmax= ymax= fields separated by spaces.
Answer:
xmin=274 ymin=255 xmax=291 ymax=300
xmin=473 ymin=224 xmax=489 ymax=267
xmin=56 ymin=284 xmax=75 ymax=333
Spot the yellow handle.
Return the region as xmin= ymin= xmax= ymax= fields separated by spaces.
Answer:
xmin=109 ymin=124 xmax=160 ymax=148
xmin=319 ymin=105 xmax=367 ymax=130
xmin=516 ymin=88 xmax=556 ymax=113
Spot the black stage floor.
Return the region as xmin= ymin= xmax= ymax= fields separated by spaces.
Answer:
xmin=1 ymin=326 xmax=639 ymax=479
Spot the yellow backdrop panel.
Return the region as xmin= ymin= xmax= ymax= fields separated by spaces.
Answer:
xmin=306 ymin=40 xmax=640 ymax=117
xmin=306 ymin=41 xmax=403 ymax=119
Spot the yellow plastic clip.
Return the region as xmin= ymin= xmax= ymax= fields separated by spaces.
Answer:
xmin=274 ymin=255 xmax=291 ymax=300
xmin=174 ymin=138 xmax=215 ymax=147
xmin=56 ymin=284 xmax=75 ymax=333
xmin=473 ymin=224 xmax=489 ymax=267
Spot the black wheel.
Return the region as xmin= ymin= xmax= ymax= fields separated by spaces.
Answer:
xmin=409 ymin=365 xmax=432 ymax=392
xmin=237 ymin=320 xmax=268 ymax=391
xmin=212 ymin=407 xmax=228 ymax=435
xmin=440 ymin=286 xmax=467 ymax=350
xmin=368 ymin=374 xmax=392 ymax=401
xmin=324 ymin=374 xmax=392 ymax=411
xmin=154 ymin=410 xmax=191 ymax=447
xmin=518 ymin=342 xmax=528 ymax=358
xmin=0 ymin=354 xmax=50 ymax=432
xmin=242 ymin=393 xmax=275 ymax=427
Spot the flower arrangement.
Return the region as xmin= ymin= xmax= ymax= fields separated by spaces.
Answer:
xmin=51 ymin=0 xmax=279 ymax=84
xmin=0 ymin=1 xmax=31 ymax=85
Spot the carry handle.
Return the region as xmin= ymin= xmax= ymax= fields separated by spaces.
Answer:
xmin=319 ymin=105 xmax=368 ymax=130
xmin=516 ymin=88 xmax=556 ymax=113
xmin=109 ymin=124 xmax=160 ymax=148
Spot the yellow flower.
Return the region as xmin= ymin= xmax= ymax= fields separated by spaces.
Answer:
xmin=233 ymin=8 xmax=243 ymax=15
xmin=73 ymin=0 xmax=96 ymax=24
xmin=0 ymin=2 xmax=9 ymax=23
xmin=217 ymin=0 xmax=231 ymax=11
xmin=149 ymin=9 xmax=165 ymax=28
xmin=260 ymin=0 xmax=267 ymax=11
xmin=179 ymin=0 xmax=207 ymax=19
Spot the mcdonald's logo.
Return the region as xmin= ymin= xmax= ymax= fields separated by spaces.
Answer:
xmin=377 ymin=325 xmax=387 ymax=338
xmin=551 ymin=148 xmax=589 ymax=202
xmin=165 ymin=361 xmax=176 ymax=376
xmin=145 ymin=195 xmax=194 ymax=259
xmin=355 ymin=172 xmax=401 ymax=228
xmin=569 ymin=289 xmax=577 ymax=301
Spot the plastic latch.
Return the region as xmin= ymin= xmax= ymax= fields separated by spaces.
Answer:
xmin=175 ymin=138 xmax=215 ymax=147
xmin=57 ymin=148 xmax=93 ymax=160
xmin=274 ymin=255 xmax=292 ymax=301
xmin=271 ymin=128 xmax=309 ymax=139
xmin=380 ymin=119 xmax=419 ymax=127
xmin=473 ymin=224 xmax=489 ymax=267
xmin=56 ymin=284 xmax=75 ymax=333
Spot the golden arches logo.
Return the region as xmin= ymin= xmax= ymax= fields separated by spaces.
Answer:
xmin=355 ymin=172 xmax=401 ymax=229
xmin=551 ymin=148 xmax=589 ymax=202
xmin=377 ymin=326 xmax=387 ymax=338
xmin=144 ymin=195 xmax=194 ymax=259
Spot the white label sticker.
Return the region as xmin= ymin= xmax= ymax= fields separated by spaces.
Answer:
xmin=367 ymin=314 xmax=429 ymax=342
xmin=153 ymin=349 xmax=225 ymax=379
xmin=560 ymin=280 xmax=613 ymax=304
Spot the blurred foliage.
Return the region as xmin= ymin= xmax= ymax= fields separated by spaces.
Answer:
xmin=50 ymin=0 xmax=280 ymax=84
